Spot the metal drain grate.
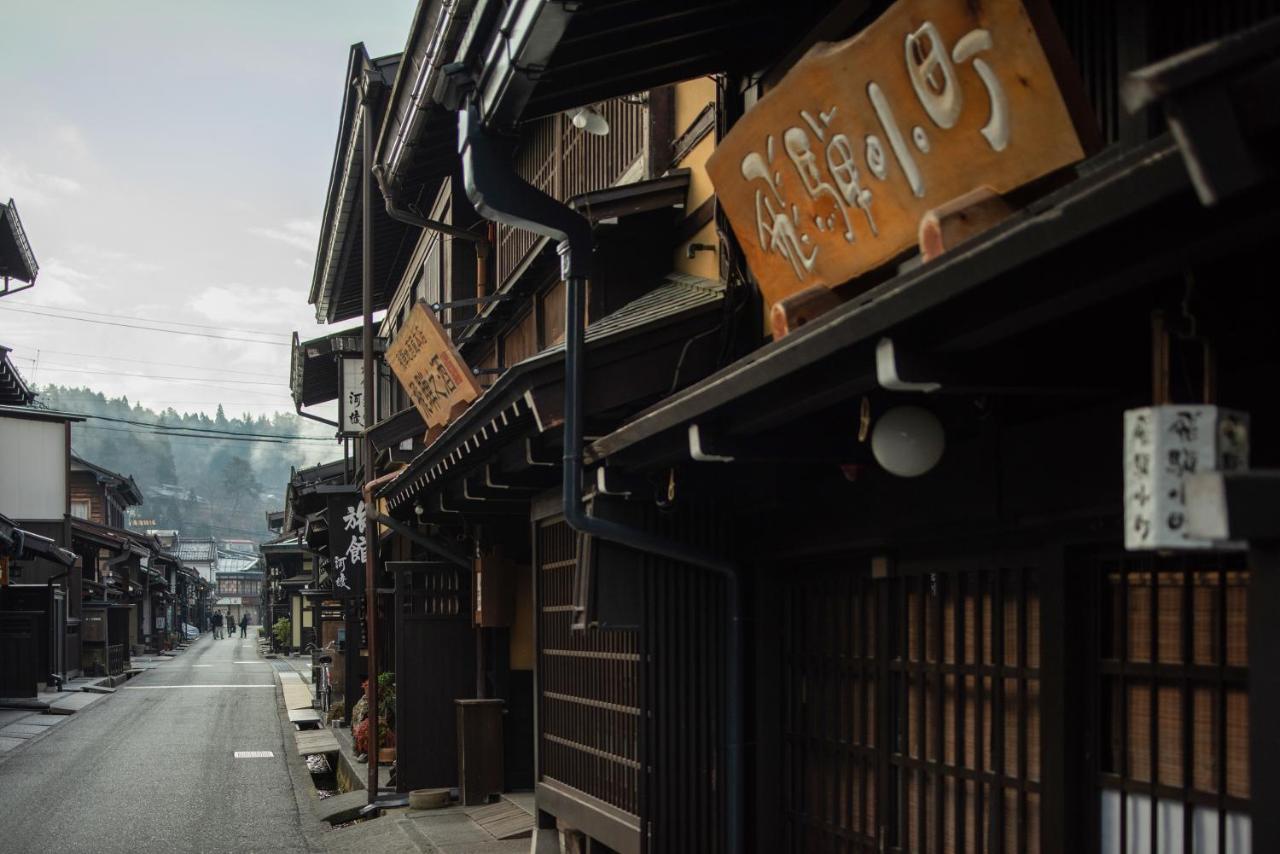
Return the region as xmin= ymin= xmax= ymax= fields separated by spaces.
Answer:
xmin=233 ymin=750 xmax=274 ymax=759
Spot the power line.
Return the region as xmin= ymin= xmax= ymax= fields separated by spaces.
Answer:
xmin=3 ymin=299 xmax=292 ymax=338
xmin=18 ymin=349 xmax=281 ymax=379
xmin=38 ymin=380 xmax=292 ymax=403
xmin=0 ymin=305 xmax=292 ymax=346
xmin=18 ymin=361 xmax=288 ymax=388
xmin=76 ymin=423 xmax=331 ymax=445
xmin=72 ymin=411 xmax=333 ymax=440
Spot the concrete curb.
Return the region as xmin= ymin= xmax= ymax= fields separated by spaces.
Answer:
xmin=274 ymin=653 xmax=331 ymax=853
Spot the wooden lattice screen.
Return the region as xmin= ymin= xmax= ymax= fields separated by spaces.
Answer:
xmin=536 ymin=518 xmax=642 ymax=817
xmin=496 ymin=98 xmax=648 ymax=289
xmin=783 ymin=561 xmax=1043 ymax=854
xmin=1096 ymin=555 xmax=1250 ymax=854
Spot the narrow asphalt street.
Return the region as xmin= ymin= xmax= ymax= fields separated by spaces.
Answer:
xmin=0 ymin=634 xmax=312 ymax=854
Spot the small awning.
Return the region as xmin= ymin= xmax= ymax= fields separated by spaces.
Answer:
xmin=0 ymin=514 xmax=75 ymax=566
xmin=455 ymin=171 xmax=695 ymax=347
xmin=284 ymin=458 xmax=349 ymax=531
xmin=71 ymin=517 xmax=143 ymax=555
xmin=303 ymin=511 xmax=329 ymax=553
xmin=290 ymin=326 xmax=387 ymax=409
xmin=380 ymin=273 xmax=726 ymax=512
xmin=0 ymin=347 xmax=35 ymax=406
xmin=369 ymin=406 xmax=427 ymax=456
xmin=0 ymin=198 xmax=39 ymax=286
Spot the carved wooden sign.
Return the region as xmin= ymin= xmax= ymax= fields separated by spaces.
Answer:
xmin=386 ymin=300 xmax=482 ymax=430
xmin=707 ymin=0 xmax=1097 ymax=310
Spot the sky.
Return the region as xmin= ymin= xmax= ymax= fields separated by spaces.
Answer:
xmin=0 ymin=0 xmax=416 ymax=418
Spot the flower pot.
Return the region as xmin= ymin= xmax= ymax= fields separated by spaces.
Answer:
xmin=378 ymin=747 xmax=397 ymax=764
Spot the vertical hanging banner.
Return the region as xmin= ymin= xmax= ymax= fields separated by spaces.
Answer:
xmin=706 ymin=0 xmax=1098 ymax=310
xmin=339 ymin=357 xmax=368 ymax=436
xmin=385 ymin=300 xmax=482 ymax=431
xmin=326 ymin=492 xmax=367 ymax=598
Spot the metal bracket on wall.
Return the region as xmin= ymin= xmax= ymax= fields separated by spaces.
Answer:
xmin=432 ymin=293 xmax=519 ymax=311
xmin=876 ymin=337 xmax=942 ymax=393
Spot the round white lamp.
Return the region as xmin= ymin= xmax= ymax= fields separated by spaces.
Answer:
xmin=569 ymin=106 xmax=610 ymax=136
xmin=870 ymin=405 xmax=945 ymax=477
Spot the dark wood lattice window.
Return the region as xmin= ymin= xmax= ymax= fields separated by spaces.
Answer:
xmin=890 ymin=566 xmax=1042 ymax=854
xmin=399 ymin=565 xmax=465 ymax=618
xmin=783 ymin=560 xmax=1042 ymax=854
xmin=783 ymin=567 xmax=881 ymax=852
xmin=1096 ymin=554 xmax=1250 ymax=854
xmin=536 ymin=518 xmax=641 ymax=817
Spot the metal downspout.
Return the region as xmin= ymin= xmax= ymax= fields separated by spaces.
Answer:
xmin=374 ymin=167 xmax=485 ymax=244
xmin=296 ymin=405 xmax=339 ymax=430
xmin=458 ymin=102 xmax=744 ymax=853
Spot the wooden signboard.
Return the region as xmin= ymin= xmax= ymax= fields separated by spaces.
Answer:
xmin=707 ymin=0 xmax=1098 ymax=310
xmin=386 ymin=300 xmax=483 ymax=431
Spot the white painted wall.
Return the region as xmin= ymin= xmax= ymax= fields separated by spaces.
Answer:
xmin=0 ymin=415 xmax=66 ymax=519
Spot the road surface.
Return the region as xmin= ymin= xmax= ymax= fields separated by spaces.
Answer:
xmin=0 ymin=632 xmax=311 ymax=854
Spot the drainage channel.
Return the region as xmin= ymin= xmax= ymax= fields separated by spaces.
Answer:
xmin=306 ymin=753 xmax=339 ymax=798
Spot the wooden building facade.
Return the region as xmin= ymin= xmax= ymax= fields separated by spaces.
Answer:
xmin=286 ymin=2 xmax=1280 ymax=852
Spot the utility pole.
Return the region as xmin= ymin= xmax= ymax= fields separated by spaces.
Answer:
xmin=360 ymin=61 xmax=380 ymax=804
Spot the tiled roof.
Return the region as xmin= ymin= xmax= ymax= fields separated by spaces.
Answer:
xmin=217 ymin=552 xmax=261 ymax=574
xmin=0 ymin=346 xmax=34 ymax=406
xmin=175 ymin=538 xmax=217 ymax=562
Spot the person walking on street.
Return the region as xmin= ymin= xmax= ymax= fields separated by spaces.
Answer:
xmin=239 ymin=613 xmax=248 ymax=638
xmin=226 ymin=610 xmax=236 ymax=639
xmin=211 ymin=611 xmax=222 ymax=639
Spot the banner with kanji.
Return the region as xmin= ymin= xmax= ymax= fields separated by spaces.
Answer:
xmin=325 ymin=492 xmax=367 ymax=599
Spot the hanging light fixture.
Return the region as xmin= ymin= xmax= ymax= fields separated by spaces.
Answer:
xmin=568 ymin=105 xmax=610 ymax=136
xmin=870 ymin=405 xmax=945 ymax=477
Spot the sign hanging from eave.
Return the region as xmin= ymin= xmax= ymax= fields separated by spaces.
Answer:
xmin=325 ymin=494 xmax=366 ymax=599
xmin=385 ymin=300 xmax=482 ymax=432
xmin=339 ymin=357 xmax=368 ymax=437
xmin=707 ymin=0 xmax=1099 ymax=311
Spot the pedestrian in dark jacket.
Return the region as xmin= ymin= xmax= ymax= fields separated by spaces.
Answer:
xmin=239 ymin=613 xmax=248 ymax=638
xmin=211 ymin=611 xmax=223 ymax=639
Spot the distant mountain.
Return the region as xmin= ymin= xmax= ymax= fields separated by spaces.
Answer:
xmin=37 ymin=385 xmax=337 ymax=542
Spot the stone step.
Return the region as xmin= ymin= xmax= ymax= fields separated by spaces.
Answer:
xmin=295 ymin=728 xmax=340 ymax=756
xmin=47 ymin=692 xmax=105 ymax=714
xmin=313 ymin=790 xmax=368 ymax=825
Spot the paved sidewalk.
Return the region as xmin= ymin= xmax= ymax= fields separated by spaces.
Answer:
xmin=0 ymin=639 xmax=199 ymax=757
xmin=270 ymin=650 xmax=534 ymax=853
xmin=320 ymin=803 xmax=532 ymax=854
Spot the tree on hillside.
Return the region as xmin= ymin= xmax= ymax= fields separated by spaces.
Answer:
xmin=220 ymin=455 xmax=260 ymax=513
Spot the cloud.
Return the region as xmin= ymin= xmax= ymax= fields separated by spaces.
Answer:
xmin=26 ymin=258 xmax=98 ymax=307
xmin=249 ymin=218 xmax=319 ymax=252
xmin=50 ymin=124 xmax=92 ymax=162
xmin=0 ymin=153 xmax=84 ymax=207
xmin=66 ymin=244 xmax=163 ymax=275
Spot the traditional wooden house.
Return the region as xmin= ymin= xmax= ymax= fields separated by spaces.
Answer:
xmin=261 ymin=532 xmax=317 ymax=651
xmin=214 ymin=549 xmax=262 ymax=627
xmin=353 ymin=1 xmax=1280 ymax=853
xmin=0 ymin=403 xmax=82 ymax=695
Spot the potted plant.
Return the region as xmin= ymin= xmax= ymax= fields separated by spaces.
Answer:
xmin=376 ymin=671 xmax=397 ymax=763
xmin=271 ymin=617 xmax=291 ymax=650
